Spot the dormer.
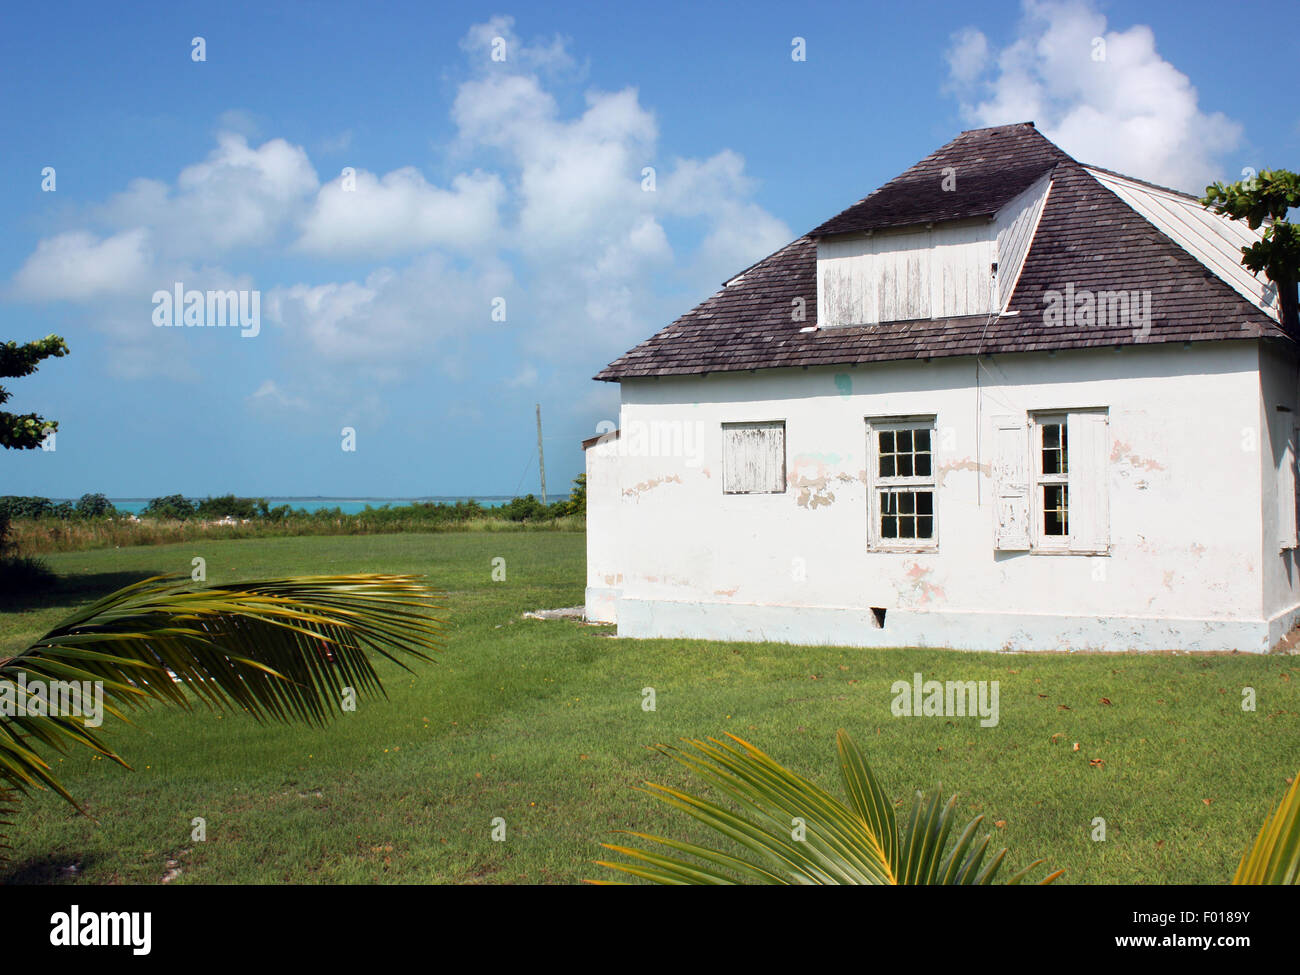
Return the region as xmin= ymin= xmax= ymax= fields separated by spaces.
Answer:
xmin=812 ymin=167 xmax=1053 ymax=327
xmin=804 ymin=122 xmax=1068 ymax=329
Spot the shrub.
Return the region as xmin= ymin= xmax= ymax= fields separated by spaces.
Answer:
xmin=501 ymin=494 xmax=547 ymax=521
xmin=142 ymin=494 xmax=197 ymax=520
xmin=196 ymin=494 xmax=262 ymax=520
xmin=75 ymin=492 xmax=116 ymax=518
xmin=557 ymin=473 xmax=586 ymax=517
xmin=0 ymin=496 xmax=59 ymax=520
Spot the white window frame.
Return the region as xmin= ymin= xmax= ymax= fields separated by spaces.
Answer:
xmin=1032 ymin=413 xmax=1071 ymax=552
xmin=721 ymin=420 xmax=787 ymax=495
xmin=866 ymin=415 xmax=938 ymax=551
xmin=1028 ymin=409 xmax=1110 ymax=555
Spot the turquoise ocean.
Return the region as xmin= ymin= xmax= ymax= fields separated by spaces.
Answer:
xmin=105 ymin=497 xmax=539 ymax=516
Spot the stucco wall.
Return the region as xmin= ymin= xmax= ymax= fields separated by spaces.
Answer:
xmin=1258 ymin=341 xmax=1300 ymax=643
xmin=587 ymin=340 xmax=1276 ymax=651
xmin=585 ymin=429 xmax=622 ymax=623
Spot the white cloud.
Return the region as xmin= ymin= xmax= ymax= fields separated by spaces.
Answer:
xmin=248 ymin=379 xmax=309 ymax=411
xmin=657 ymin=152 xmax=791 ymax=286
xmin=267 ymin=253 xmax=514 ymax=379
xmin=318 ymin=130 xmax=353 ymax=154
xmin=944 ymin=27 xmax=989 ymax=87
xmin=297 ymin=167 xmax=504 ymax=257
xmin=504 ymin=363 xmax=538 ymax=388
xmin=11 ymin=229 xmax=153 ymax=300
xmin=9 ymin=16 xmax=791 ymax=396
xmin=657 ymin=150 xmax=753 ymax=219
xmin=696 ymin=203 xmax=792 ymax=282
xmin=98 ymin=133 xmax=318 ymax=255
xmin=447 ymin=45 xmax=789 ymax=361
xmin=944 ymin=0 xmax=1242 ymax=191
xmin=453 ymin=78 xmax=661 ymax=257
xmin=216 ymin=109 xmax=262 ymax=139
xmin=458 ymin=14 xmax=578 ymax=79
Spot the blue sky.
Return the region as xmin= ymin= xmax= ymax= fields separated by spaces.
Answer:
xmin=2 ymin=0 xmax=1296 ymax=499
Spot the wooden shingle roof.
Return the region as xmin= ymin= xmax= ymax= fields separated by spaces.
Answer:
xmin=810 ymin=122 xmax=1070 ymax=236
xmin=596 ymin=123 xmax=1288 ymax=382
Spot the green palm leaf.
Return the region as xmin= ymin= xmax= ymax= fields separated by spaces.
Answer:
xmin=0 ymin=573 xmax=444 ymax=817
xmin=1234 ymin=771 xmax=1300 ymax=885
xmin=595 ymin=729 xmax=1062 ymax=885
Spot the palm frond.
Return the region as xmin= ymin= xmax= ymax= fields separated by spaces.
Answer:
xmin=0 ymin=573 xmax=444 ymax=813
xmin=1234 ymin=772 xmax=1300 ymax=885
xmin=0 ymin=786 xmax=16 ymax=858
xmin=595 ymin=729 xmax=1061 ymax=885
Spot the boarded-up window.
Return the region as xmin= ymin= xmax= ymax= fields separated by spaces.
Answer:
xmin=722 ymin=421 xmax=786 ymax=494
xmin=1272 ymin=409 xmax=1298 ymax=551
xmin=992 ymin=416 xmax=1031 ymax=550
xmin=1065 ymin=411 xmax=1110 ymax=555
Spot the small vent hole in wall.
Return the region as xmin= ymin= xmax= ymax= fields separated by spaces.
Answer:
xmin=871 ymin=607 xmax=887 ymax=628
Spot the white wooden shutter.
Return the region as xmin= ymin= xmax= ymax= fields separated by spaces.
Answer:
xmin=1272 ymin=412 xmax=1298 ymax=551
xmin=992 ymin=415 xmax=1030 ymax=550
xmin=1067 ymin=411 xmax=1110 ymax=554
xmin=722 ymin=422 xmax=786 ymax=494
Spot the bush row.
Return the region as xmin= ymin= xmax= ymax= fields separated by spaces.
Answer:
xmin=1 ymin=476 xmax=588 ymax=556
xmin=1 ymin=476 xmax=587 ymax=525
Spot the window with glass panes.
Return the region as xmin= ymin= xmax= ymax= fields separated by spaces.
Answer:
xmin=1036 ymin=416 xmax=1069 ymax=543
xmin=869 ymin=419 xmax=937 ymax=548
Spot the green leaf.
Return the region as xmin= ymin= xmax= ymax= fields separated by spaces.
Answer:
xmin=0 ymin=573 xmax=444 ymax=838
xmin=596 ymin=730 xmax=1061 ymax=885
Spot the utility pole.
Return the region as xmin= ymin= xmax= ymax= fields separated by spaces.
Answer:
xmin=536 ymin=403 xmax=547 ymax=505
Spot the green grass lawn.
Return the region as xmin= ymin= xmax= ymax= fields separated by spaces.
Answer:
xmin=2 ymin=532 xmax=1297 ymax=884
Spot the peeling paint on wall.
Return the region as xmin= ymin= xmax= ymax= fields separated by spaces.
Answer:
xmin=622 ymin=473 xmax=683 ymax=499
xmin=902 ymin=561 xmax=946 ymax=607
xmin=787 ymin=454 xmax=854 ymax=509
xmin=834 ymin=373 xmax=853 ymax=396
xmin=1110 ymin=439 xmax=1166 ymax=472
xmin=935 ymin=456 xmax=992 ymax=487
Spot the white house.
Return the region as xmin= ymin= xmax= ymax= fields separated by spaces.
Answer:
xmin=585 ymin=122 xmax=1295 ymax=653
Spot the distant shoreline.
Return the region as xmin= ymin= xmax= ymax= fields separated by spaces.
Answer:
xmin=24 ymin=496 xmax=566 ymax=516
xmin=108 ymin=496 xmax=562 ymax=515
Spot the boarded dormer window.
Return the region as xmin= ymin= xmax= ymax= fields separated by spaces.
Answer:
xmin=815 ymin=173 xmax=1051 ymax=327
